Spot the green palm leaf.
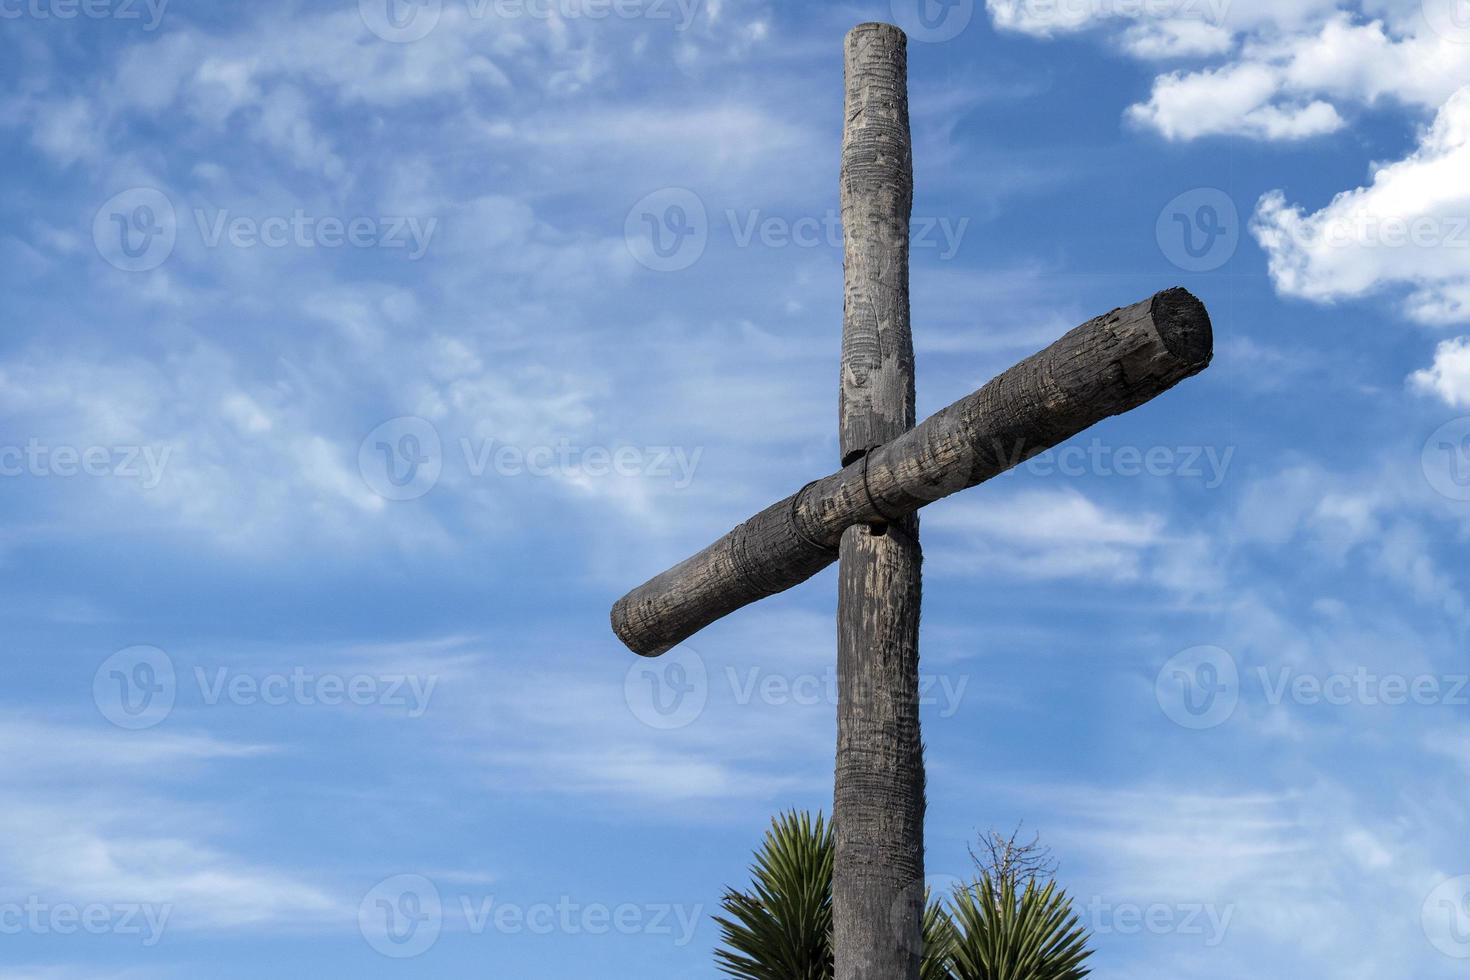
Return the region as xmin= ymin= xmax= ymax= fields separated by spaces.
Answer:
xmin=921 ymin=893 xmax=958 ymax=980
xmin=945 ymin=873 xmax=1092 ymax=980
xmin=714 ymin=811 xmax=955 ymax=980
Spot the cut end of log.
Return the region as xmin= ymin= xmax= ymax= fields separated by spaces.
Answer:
xmin=611 ymin=597 xmax=670 ymax=658
xmin=1150 ymin=287 xmax=1214 ymax=372
xmin=847 ymin=21 xmax=907 ymax=44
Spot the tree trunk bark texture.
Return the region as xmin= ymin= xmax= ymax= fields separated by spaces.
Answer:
xmin=834 ymin=22 xmax=924 ymax=980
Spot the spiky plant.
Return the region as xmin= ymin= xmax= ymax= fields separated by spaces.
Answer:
xmin=945 ymin=873 xmax=1092 ymax=980
xmin=920 ymin=893 xmax=958 ymax=980
xmin=714 ymin=811 xmax=954 ymax=980
xmin=714 ymin=811 xmax=835 ymax=980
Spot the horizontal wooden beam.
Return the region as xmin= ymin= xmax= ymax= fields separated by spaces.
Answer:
xmin=611 ymin=288 xmax=1213 ymax=657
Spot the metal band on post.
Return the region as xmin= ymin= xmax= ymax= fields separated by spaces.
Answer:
xmin=860 ymin=446 xmax=901 ymax=527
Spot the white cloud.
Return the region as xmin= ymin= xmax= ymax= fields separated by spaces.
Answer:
xmin=246 ymin=85 xmax=345 ymax=182
xmin=28 ymin=97 xmax=104 ymax=166
xmin=6 ymin=1 xmax=777 ymax=184
xmin=0 ymin=722 xmax=271 ymax=776
xmin=1410 ymin=336 xmax=1470 ymax=406
xmin=0 ymin=721 xmax=336 ymax=932
xmin=1232 ymin=461 xmax=1469 ymax=618
xmin=1121 ymin=19 xmax=1234 ymax=59
xmin=925 ymin=488 xmax=1171 ymax=583
xmin=1036 ymin=781 xmax=1451 ymax=980
xmin=0 ymin=800 xmax=339 ymax=931
xmin=1251 ymin=86 xmax=1470 ymax=323
xmin=441 ymin=624 xmax=835 ymax=817
xmin=985 ymin=2 xmax=1470 ymax=331
xmin=0 ymin=345 xmax=399 ymax=551
xmin=1274 ymin=14 xmax=1470 ymax=112
xmin=1021 ymin=8 xmax=1470 ymax=143
xmin=220 ymin=392 xmax=274 ymax=435
xmin=987 ymin=0 xmax=1236 ymax=38
xmin=1127 ymin=63 xmax=1344 ymax=141
xmin=989 ymin=0 xmax=1343 ymax=38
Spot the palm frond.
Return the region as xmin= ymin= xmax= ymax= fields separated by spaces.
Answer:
xmin=714 ymin=811 xmax=835 ymax=980
xmin=920 ymin=893 xmax=957 ymax=980
xmin=714 ymin=812 xmax=958 ymax=980
xmin=945 ymin=873 xmax=1092 ymax=980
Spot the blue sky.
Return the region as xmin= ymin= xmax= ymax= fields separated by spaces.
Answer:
xmin=2 ymin=0 xmax=1470 ymax=976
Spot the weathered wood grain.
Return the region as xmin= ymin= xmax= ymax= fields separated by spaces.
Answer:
xmin=839 ymin=21 xmax=915 ymax=465
xmin=609 ymin=287 xmax=1213 ymax=658
xmin=833 ymin=22 xmax=925 ymax=980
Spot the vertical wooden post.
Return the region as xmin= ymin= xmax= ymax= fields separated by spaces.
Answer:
xmin=834 ymin=22 xmax=924 ymax=980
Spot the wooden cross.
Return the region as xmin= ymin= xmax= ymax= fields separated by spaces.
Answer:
xmin=610 ymin=22 xmax=1213 ymax=979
